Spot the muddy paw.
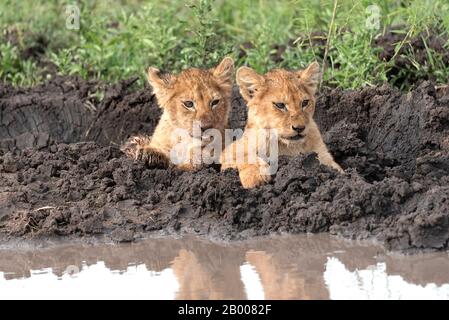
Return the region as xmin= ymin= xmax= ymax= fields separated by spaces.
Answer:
xmin=121 ymin=136 xmax=169 ymax=168
xmin=121 ymin=136 xmax=150 ymax=160
xmin=145 ymin=148 xmax=170 ymax=168
xmin=239 ymin=164 xmax=272 ymax=189
xmin=328 ymin=161 xmax=344 ymax=173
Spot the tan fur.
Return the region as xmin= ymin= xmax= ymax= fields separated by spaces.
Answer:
xmin=245 ymin=251 xmax=311 ymax=299
xmin=221 ymin=62 xmax=343 ymax=188
xmin=171 ymin=248 xmax=317 ymax=299
xmin=122 ymin=57 xmax=234 ymax=169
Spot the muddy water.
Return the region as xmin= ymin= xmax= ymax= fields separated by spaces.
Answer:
xmin=0 ymin=234 xmax=448 ymax=300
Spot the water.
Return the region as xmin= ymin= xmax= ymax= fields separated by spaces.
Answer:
xmin=0 ymin=234 xmax=448 ymax=300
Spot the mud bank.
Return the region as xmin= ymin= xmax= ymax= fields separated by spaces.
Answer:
xmin=1 ymin=77 xmax=448 ymax=252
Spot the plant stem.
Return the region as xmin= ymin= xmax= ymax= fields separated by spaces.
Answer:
xmin=320 ymin=0 xmax=338 ymax=88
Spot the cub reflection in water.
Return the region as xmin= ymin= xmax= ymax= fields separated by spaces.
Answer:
xmin=170 ymin=247 xmax=325 ymax=299
xmin=245 ymin=251 xmax=312 ymax=300
xmin=171 ymin=248 xmax=246 ymax=299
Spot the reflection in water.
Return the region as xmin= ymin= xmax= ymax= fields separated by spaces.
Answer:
xmin=0 ymin=234 xmax=448 ymax=299
xmin=245 ymin=250 xmax=312 ymax=299
xmin=0 ymin=263 xmax=179 ymax=299
xmin=324 ymin=258 xmax=449 ymax=300
xmin=240 ymin=263 xmax=265 ymax=300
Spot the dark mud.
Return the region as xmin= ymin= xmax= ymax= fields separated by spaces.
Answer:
xmin=1 ymin=76 xmax=448 ymax=252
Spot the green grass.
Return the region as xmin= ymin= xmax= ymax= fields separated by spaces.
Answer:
xmin=0 ymin=42 xmax=41 ymax=86
xmin=1 ymin=0 xmax=448 ymax=89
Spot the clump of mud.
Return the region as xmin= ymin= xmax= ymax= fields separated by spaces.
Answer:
xmin=1 ymin=76 xmax=448 ymax=252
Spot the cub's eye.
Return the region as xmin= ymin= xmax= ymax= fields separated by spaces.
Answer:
xmin=301 ymin=99 xmax=310 ymax=110
xmin=273 ymin=102 xmax=287 ymax=111
xmin=182 ymin=101 xmax=195 ymax=110
xmin=210 ymin=99 xmax=220 ymax=109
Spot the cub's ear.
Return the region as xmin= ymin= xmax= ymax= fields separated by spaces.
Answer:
xmin=147 ymin=67 xmax=175 ymax=97
xmin=212 ymin=57 xmax=234 ymax=87
xmin=236 ymin=66 xmax=265 ymax=102
xmin=297 ymin=61 xmax=320 ymax=95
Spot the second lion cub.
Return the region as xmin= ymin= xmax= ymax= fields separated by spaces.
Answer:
xmin=221 ymin=62 xmax=343 ymax=188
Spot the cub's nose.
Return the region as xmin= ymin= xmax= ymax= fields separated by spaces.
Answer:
xmin=200 ymin=124 xmax=213 ymax=133
xmin=292 ymin=125 xmax=305 ymax=134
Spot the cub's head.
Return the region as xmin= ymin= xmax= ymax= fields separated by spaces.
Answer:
xmin=147 ymin=57 xmax=234 ymax=135
xmin=236 ymin=62 xmax=320 ymax=145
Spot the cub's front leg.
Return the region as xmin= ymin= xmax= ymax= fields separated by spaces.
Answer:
xmin=317 ymin=150 xmax=343 ymax=173
xmin=121 ymin=135 xmax=169 ymax=168
xmin=221 ymin=141 xmax=272 ymax=189
xmin=238 ymin=159 xmax=272 ymax=189
xmin=312 ymin=139 xmax=344 ymax=173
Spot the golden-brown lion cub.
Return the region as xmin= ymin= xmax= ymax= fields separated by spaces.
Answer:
xmin=122 ymin=57 xmax=234 ymax=169
xmin=221 ymin=62 xmax=343 ymax=188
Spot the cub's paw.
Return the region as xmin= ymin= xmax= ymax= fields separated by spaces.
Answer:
xmin=320 ymin=157 xmax=344 ymax=173
xmin=317 ymin=151 xmax=344 ymax=174
xmin=121 ymin=136 xmax=169 ymax=168
xmin=238 ymin=163 xmax=272 ymax=189
xmin=334 ymin=163 xmax=344 ymax=173
xmin=121 ymin=136 xmax=150 ymax=160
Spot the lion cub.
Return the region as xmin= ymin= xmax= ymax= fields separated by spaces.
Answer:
xmin=221 ymin=62 xmax=343 ymax=188
xmin=122 ymin=57 xmax=234 ymax=169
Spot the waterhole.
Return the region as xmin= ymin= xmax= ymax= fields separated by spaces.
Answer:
xmin=1 ymin=234 xmax=448 ymax=299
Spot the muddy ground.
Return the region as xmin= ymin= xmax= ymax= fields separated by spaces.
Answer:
xmin=0 ymin=76 xmax=448 ymax=252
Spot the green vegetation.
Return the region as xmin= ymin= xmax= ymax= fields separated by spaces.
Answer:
xmin=1 ymin=0 xmax=448 ymax=89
